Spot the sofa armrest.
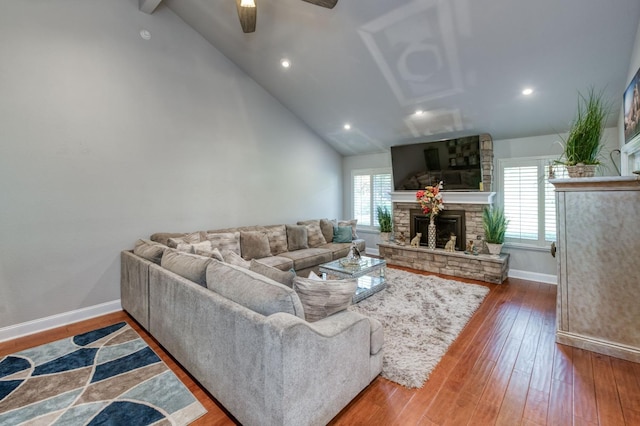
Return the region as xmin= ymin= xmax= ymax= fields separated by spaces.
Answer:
xmin=121 ymin=250 xmax=152 ymax=330
xmin=262 ymin=310 xmax=375 ymax=426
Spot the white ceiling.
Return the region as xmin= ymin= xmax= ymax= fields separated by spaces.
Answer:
xmin=160 ymin=0 xmax=640 ymax=156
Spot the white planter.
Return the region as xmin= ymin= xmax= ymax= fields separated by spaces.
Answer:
xmin=485 ymin=242 xmax=503 ymax=257
xmin=379 ymin=232 xmax=391 ymax=243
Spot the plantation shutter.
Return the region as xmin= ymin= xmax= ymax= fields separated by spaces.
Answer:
xmin=503 ymin=164 xmax=538 ymax=240
xmin=352 ymin=170 xmax=392 ymax=227
xmin=544 ymin=164 xmax=568 ymax=241
xmin=373 ymin=174 xmax=392 ymax=226
xmin=353 ymin=174 xmax=371 ymax=226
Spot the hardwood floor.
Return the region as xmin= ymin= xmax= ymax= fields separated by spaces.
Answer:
xmin=2 ymin=267 xmax=639 ymax=425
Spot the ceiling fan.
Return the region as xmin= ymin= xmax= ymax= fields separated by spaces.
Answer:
xmin=235 ymin=0 xmax=338 ymax=33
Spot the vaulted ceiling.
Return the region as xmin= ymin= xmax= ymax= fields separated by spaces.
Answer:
xmin=149 ymin=0 xmax=640 ymax=156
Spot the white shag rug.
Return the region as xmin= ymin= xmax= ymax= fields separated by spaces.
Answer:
xmin=348 ymin=268 xmax=490 ymax=388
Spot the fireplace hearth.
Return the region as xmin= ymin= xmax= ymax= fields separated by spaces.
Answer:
xmin=410 ymin=209 xmax=466 ymax=251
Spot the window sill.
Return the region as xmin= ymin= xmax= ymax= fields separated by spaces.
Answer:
xmin=503 ymin=242 xmax=552 ymax=252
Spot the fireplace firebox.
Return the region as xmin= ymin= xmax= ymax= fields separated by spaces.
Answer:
xmin=410 ymin=209 xmax=466 ymax=251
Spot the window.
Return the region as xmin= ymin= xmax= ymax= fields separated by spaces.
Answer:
xmin=498 ymin=157 xmax=567 ymax=246
xmin=352 ymin=169 xmax=392 ymax=228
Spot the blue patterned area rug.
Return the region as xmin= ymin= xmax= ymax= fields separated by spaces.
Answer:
xmin=0 ymin=322 xmax=206 ymax=425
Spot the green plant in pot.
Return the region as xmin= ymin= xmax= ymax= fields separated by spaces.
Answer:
xmin=376 ymin=205 xmax=393 ymax=243
xmin=558 ymin=87 xmax=610 ymax=177
xmin=482 ymin=206 xmax=509 ymax=256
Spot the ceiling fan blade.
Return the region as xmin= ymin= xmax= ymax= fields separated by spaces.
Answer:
xmin=235 ymin=0 xmax=256 ymax=33
xmin=301 ymin=0 xmax=338 ymax=9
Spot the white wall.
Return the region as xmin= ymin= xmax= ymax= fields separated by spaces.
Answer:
xmin=0 ymin=0 xmax=342 ymax=329
xmin=343 ymin=129 xmax=619 ymax=280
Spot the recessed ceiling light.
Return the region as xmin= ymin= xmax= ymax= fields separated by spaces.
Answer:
xmin=344 ymin=123 xmax=351 ymax=130
xmin=140 ymin=29 xmax=151 ymax=40
xmin=281 ymin=59 xmax=291 ymax=68
xmin=522 ymin=88 xmax=534 ymax=96
xmin=414 ymin=110 xmax=424 ymax=116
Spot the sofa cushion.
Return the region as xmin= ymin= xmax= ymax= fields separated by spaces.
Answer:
xmin=320 ymin=218 xmax=334 ymax=243
xmin=298 ymin=220 xmax=328 ymax=248
xmin=240 ymin=231 xmax=273 ymax=260
xmin=261 ymin=225 xmax=288 ymax=256
xmin=293 ymin=276 xmax=357 ymax=322
xmin=252 ymin=255 xmax=294 ymax=271
xmin=279 ymin=248 xmax=332 ymax=271
xmin=221 ymin=249 xmax=250 ymax=268
xmin=191 ymin=241 xmax=224 ymax=261
xmin=319 ymin=242 xmax=351 ymax=260
xmin=205 ymin=232 xmax=241 ymax=255
xmin=286 ymin=225 xmax=308 ymax=251
xmin=206 ymin=260 xmax=305 ymax=319
xmin=160 ymin=249 xmax=214 ymax=287
xmin=250 ymin=259 xmax=295 ymax=288
xmin=133 ymin=239 xmax=166 ymax=264
xmin=333 ymin=226 xmax=353 ymax=243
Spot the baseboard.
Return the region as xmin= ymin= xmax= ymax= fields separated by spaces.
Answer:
xmin=508 ymin=269 xmax=557 ymax=285
xmin=0 ymin=299 xmax=122 ymax=343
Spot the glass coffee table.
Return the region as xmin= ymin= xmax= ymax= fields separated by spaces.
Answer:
xmin=319 ymin=256 xmax=387 ymax=303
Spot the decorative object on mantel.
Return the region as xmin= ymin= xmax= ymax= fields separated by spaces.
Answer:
xmin=482 ymin=206 xmax=508 ymax=257
xmin=444 ymin=234 xmax=456 ymax=252
xmin=376 ymin=205 xmax=393 ymax=243
xmin=348 ymin=268 xmax=489 ymax=388
xmin=465 ymin=240 xmax=474 ymax=254
xmin=556 ymin=87 xmax=611 ymax=178
xmin=396 ymin=231 xmax=406 ymax=246
xmin=416 ymin=181 xmax=444 ymax=250
xmin=410 ymin=233 xmax=422 ymax=247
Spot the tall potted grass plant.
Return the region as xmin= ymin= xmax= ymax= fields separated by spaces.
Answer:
xmin=482 ymin=206 xmax=509 ymax=256
xmin=558 ymin=88 xmax=610 ymax=177
xmin=376 ymin=205 xmax=393 ymax=243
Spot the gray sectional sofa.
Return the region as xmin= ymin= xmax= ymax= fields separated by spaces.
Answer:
xmin=120 ymin=219 xmax=382 ymax=426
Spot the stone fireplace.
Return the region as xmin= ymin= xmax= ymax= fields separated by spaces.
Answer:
xmin=377 ymin=134 xmax=509 ymax=284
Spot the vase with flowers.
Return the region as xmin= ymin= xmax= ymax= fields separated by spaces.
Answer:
xmin=416 ymin=181 xmax=444 ymax=249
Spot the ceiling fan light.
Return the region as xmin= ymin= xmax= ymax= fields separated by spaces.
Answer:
xmin=240 ymin=0 xmax=256 ymax=7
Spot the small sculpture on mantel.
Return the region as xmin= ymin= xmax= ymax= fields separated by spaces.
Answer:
xmin=410 ymin=233 xmax=422 ymax=247
xmin=444 ymin=234 xmax=456 ymax=252
xmin=396 ymin=231 xmax=406 ymax=246
xmin=465 ymin=240 xmax=474 ymax=254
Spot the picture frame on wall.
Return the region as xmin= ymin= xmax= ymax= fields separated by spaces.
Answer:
xmin=624 ymin=66 xmax=640 ymax=144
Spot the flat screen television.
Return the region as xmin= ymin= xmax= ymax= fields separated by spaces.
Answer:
xmin=391 ymin=135 xmax=482 ymax=191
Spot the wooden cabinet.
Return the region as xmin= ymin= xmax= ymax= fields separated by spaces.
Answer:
xmin=552 ymin=176 xmax=640 ymax=362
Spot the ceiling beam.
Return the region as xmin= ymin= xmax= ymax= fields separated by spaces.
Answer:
xmin=139 ymin=0 xmax=162 ymax=14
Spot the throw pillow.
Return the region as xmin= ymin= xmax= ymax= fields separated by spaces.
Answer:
xmin=160 ymin=249 xmax=214 ymax=287
xmin=249 ymin=259 xmax=295 ymax=288
xmin=240 ymin=231 xmax=273 ymax=260
xmin=297 ymin=220 xmax=327 ymax=248
xmin=191 ymin=241 xmax=224 ymax=261
xmin=261 ymin=225 xmax=288 ymax=255
xmin=167 ymin=238 xmax=194 ymax=253
xmin=286 ymin=224 xmax=309 ymax=251
xmin=319 ymin=218 xmax=334 ymax=243
xmin=337 ymin=219 xmax=358 ymax=239
xmin=221 ymin=249 xmax=251 ymax=268
xmin=293 ymin=276 xmax=357 ymax=322
xmin=205 ymin=232 xmax=241 ymax=255
xmin=166 ymin=231 xmax=202 ymax=248
xmin=333 ymin=226 xmax=353 ymax=243
xmin=133 ymin=239 xmax=166 ymax=264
